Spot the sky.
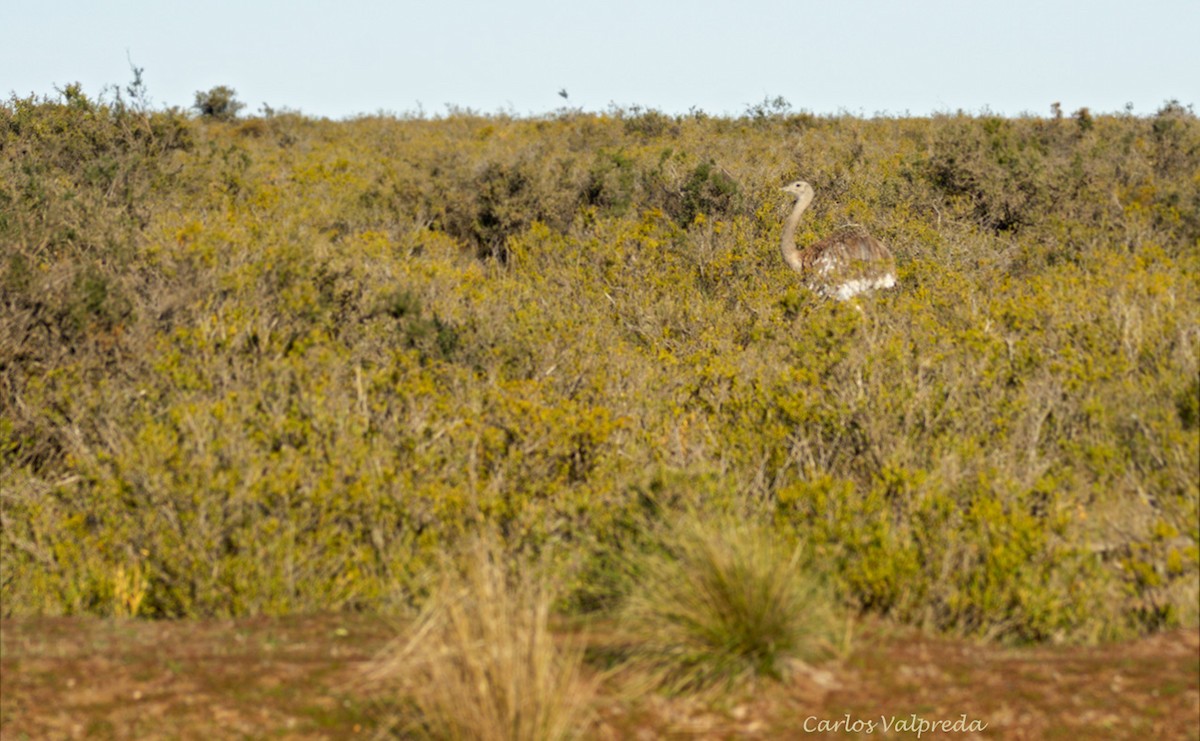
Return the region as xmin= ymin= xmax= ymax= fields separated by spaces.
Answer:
xmin=3 ymin=0 xmax=1198 ymax=119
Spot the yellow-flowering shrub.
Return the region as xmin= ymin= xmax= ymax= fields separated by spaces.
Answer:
xmin=2 ymin=88 xmax=1197 ymax=642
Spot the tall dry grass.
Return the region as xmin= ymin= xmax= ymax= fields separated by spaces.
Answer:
xmin=366 ymin=539 xmax=591 ymax=740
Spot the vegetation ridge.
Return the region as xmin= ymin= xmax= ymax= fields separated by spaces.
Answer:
xmin=2 ymin=86 xmax=1197 ymax=646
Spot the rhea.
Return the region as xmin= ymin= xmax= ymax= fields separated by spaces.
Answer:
xmin=780 ymin=180 xmax=897 ymax=300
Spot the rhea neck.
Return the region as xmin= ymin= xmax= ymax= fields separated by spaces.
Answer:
xmin=780 ymin=189 xmax=815 ymax=273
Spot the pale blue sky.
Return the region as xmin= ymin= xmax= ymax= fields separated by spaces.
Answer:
xmin=4 ymin=0 xmax=1197 ymax=118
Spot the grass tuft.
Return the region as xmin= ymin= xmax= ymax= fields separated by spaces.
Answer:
xmin=620 ymin=513 xmax=842 ymax=692
xmin=367 ymin=539 xmax=590 ymax=740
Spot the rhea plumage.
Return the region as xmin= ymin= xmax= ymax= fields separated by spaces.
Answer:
xmin=780 ymin=180 xmax=897 ymax=300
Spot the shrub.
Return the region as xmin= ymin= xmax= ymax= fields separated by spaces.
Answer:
xmin=0 ymin=84 xmax=191 ymax=260
xmin=675 ymin=159 xmax=742 ymax=225
xmin=193 ymin=85 xmax=245 ymax=121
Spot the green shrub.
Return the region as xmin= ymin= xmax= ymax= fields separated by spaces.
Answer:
xmin=193 ymin=85 xmax=245 ymax=121
xmin=675 ymin=159 xmax=742 ymax=225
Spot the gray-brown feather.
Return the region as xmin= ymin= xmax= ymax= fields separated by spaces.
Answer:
xmin=805 ymin=227 xmax=896 ymax=281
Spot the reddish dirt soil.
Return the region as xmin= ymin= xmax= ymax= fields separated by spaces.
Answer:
xmin=2 ymin=615 xmax=1196 ymax=739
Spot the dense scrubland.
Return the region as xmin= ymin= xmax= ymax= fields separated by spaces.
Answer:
xmin=2 ymin=84 xmax=1197 ymax=664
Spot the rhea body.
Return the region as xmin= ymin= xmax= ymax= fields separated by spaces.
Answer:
xmin=780 ymin=180 xmax=897 ymax=300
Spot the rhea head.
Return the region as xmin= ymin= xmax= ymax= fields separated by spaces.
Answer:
xmin=781 ymin=180 xmax=814 ymax=200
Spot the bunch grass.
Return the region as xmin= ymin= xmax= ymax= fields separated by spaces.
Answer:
xmin=366 ymin=538 xmax=590 ymax=740
xmin=620 ymin=513 xmax=842 ymax=692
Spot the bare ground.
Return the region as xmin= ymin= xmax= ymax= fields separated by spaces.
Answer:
xmin=2 ymin=614 xmax=1196 ymax=739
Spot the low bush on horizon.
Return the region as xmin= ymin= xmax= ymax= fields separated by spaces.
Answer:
xmin=1 ymin=84 xmax=1197 ymax=646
